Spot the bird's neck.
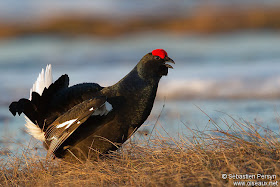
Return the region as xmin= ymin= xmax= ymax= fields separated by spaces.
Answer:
xmin=101 ymin=66 xmax=160 ymax=127
xmin=102 ymin=66 xmax=160 ymax=97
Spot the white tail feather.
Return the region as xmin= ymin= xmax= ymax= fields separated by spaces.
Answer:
xmin=26 ymin=64 xmax=53 ymax=141
xmin=29 ymin=64 xmax=53 ymax=100
xmin=25 ymin=116 xmax=45 ymax=141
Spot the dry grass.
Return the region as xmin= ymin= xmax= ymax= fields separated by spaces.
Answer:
xmin=1 ymin=116 xmax=280 ymax=186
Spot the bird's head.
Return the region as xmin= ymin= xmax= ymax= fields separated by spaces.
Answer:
xmin=137 ymin=49 xmax=175 ymax=80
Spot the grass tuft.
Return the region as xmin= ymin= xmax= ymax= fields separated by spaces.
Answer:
xmin=1 ymin=116 xmax=280 ymax=186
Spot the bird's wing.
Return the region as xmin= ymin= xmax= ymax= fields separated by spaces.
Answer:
xmin=45 ymin=96 xmax=113 ymax=159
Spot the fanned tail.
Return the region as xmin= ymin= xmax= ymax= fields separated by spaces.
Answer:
xmin=25 ymin=64 xmax=53 ymax=141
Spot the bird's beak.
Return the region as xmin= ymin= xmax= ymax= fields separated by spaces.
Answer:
xmin=163 ymin=56 xmax=175 ymax=69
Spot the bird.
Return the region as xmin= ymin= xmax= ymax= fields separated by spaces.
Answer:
xmin=9 ymin=49 xmax=174 ymax=162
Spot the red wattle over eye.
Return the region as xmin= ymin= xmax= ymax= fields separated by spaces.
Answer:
xmin=152 ymin=49 xmax=167 ymax=59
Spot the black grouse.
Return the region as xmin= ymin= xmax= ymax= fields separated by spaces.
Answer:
xmin=9 ymin=49 xmax=174 ymax=162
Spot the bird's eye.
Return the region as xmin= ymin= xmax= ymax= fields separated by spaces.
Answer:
xmin=154 ymin=56 xmax=161 ymax=60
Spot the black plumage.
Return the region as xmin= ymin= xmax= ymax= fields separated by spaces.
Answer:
xmin=9 ymin=49 xmax=174 ymax=162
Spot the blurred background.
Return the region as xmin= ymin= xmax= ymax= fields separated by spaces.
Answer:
xmin=1 ymin=0 xmax=280 ymax=153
